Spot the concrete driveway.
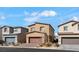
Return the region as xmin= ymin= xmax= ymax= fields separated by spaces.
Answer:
xmin=59 ymin=45 xmax=79 ymax=51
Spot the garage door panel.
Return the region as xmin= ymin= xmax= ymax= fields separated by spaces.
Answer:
xmin=29 ymin=37 xmax=42 ymax=44
xmin=5 ymin=37 xmax=16 ymax=43
xmin=62 ymin=37 xmax=79 ymax=44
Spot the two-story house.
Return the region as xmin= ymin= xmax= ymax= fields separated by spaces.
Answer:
xmin=58 ymin=20 xmax=79 ymax=45
xmin=0 ymin=27 xmax=2 ymax=40
xmin=26 ymin=22 xmax=55 ymax=45
xmin=2 ymin=26 xmax=28 ymax=45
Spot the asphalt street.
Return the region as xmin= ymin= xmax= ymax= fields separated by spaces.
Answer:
xmin=0 ymin=47 xmax=78 ymax=52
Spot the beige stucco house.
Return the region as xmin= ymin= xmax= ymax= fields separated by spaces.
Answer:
xmin=58 ymin=20 xmax=79 ymax=45
xmin=26 ymin=22 xmax=55 ymax=45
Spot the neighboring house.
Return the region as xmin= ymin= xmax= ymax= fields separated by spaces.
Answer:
xmin=58 ymin=20 xmax=79 ymax=45
xmin=2 ymin=26 xmax=28 ymax=45
xmin=26 ymin=22 xmax=55 ymax=45
xmin=0 ymin=27 xmax=2 ymax=40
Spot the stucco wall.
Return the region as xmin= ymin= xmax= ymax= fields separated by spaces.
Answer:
xmin=28 ymin=24 xmax=51 ymax=35
xmin=59 ymin=22 xmax=75 ymax=33
xmin=72 ymin=24 xmax=79 ymax=33
xmin=49 ymin=25 xmax=54 ymax=42
xmin=26 ymin=32 xmax=47 ymax=43
xmin=17 ymin=33 xmax=26 ymax=43
xmin=13 ymin=28 xmax=21 ymax=34
xmin=17 ymin=28 xmax=28 ymax=43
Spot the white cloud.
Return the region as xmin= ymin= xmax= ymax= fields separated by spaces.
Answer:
xmin=72 ymin=16 xmax=79 ymax=21
xmin=24 ymin=10 xmax=57 ymax=22
xmin=0 ymin=15 xmax=6 ymax=20
xmin=31 ymin=12 xmax=39 ymax=16
xmin=7 ymin=14 xmax=23 ymax=17
xmin=39 ymin=10 xmax=57 ymax=17
xmin=24 ymin=16 xmax=40 ymax=22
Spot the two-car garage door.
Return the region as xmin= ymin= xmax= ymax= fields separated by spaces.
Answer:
xmin=5 ymin=37 xmax=16 ymax=44
xmin=62 ymin=37 xmax=79 ymax=44
xmin=29 ymin=37 xmax=42 ymax=44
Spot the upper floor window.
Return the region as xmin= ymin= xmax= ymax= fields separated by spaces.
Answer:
xmin=64 ymin=26 xmax=68 ymax=31
xmin=4 ymin=28 xmax=7 ymax=32
xmin=40 ymin=27 xmax=45 ymax=32
xmin=31 ymin=27 xmax=35 ymax=31
xmin=14 ymin=29 xmax=18 ymax=32
xmin=78 ymin=24 xmax=79 ymax=30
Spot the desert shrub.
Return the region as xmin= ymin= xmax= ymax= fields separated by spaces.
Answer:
xmin=53 ymin=43 xmax=59 ymax=47
xmin=39 ymin=43 xmax=44 ymax=46
xmin=40 ymin=42 xmax=52 ymax=47
xmin=45 ymin=43 xmax=52 ymax=47
xmin=55 ymin=43 xmax=59 ymax=47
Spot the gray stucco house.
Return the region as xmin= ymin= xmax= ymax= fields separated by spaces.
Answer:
xmin=1 ymin=26 xmax=28 ymax=45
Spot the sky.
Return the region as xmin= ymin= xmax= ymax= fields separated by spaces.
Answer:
xmin=0 ymin=7 xmax=79 ymax=32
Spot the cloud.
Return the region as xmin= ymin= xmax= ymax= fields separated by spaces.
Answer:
xmin=24 ymin=10 xmax=57 ymax=22
xmin=31 ymin=12 xmax=39 ymax=16
xmin=24 ymin=16 xmax=40 ymax=22
xmin=0 ymin=10 xmax=57 ymax=23
xmin=72 ymin=16 xmax=79 ymax=21
xmin=0 ymin=15 xmax=6 ymax=20
xmin=0 ymin=14 xmax=23 ymax=20
xmin=7 ymin=14 xmax=23 ymax=17
xmin=39 ymin=10 xmax=57 ymax=17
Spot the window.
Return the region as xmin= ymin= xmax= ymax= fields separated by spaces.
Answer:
xmin=4 ymin=28 xmax=7 ymax=32
xmin=31 ymin=27 xmax=35 ymax=31
xmin=64 ymin=26 xmax=68 ymax=31
xmin=78 ymin=24 xmax=79 ymax=30
xmin=14 ymin=29 xmax=18 ymax=32
xmin=40 ymin=27 xmax=45 ymax=32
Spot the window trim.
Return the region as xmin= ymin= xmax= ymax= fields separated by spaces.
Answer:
xmin=78 ymin=24 xmax=79 ymax=31
xmin=4 ymin=28 xmax=7 ymax=32
xmin=64 ymin=26 xmax=68 ymax=31
xmin=31 ymin=27 xmax=35 ymax=31
xmin=40 ymin=27 xmax=45 ymax=32
xmin=14 ymin=29 xmax=18 ymax=32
